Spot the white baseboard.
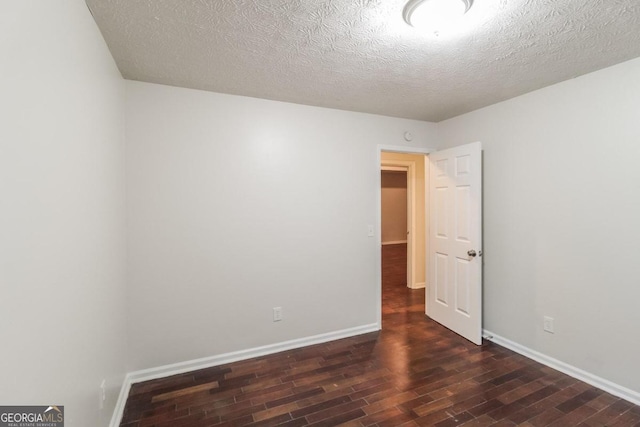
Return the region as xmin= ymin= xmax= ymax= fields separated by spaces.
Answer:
xmin=110 ymin=323 xmax=379 ymax=427
xmin=381 ymin=240 xmax=407 ymax=245
xmin=109 ymin=376 xmax=132 ymax=427
xmin=409 ymin=282 xmax=425 ymax=290
xmin=483 ymin=329 xmax=640 ymax=406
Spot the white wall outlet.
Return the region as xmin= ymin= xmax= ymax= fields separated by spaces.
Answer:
xmin=367 ymin=225 xmax=374 ymax=237
xmin=273 ymin=307 xmax=283 ymax=322
xmin=543 ymin=316 xmax=554 ymax=333
xmin=99 ymin=379 xmax=106 ymax=410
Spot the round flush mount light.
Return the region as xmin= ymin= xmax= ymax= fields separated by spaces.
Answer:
xmin=403 ymin=0 xmax=473 ymax=33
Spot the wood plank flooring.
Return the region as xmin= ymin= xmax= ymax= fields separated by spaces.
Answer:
xmin=120 ymin=244 xmax=640 ymax=426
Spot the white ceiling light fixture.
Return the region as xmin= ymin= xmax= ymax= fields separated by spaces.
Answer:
xmin=403 ymin=0 xmax=473 ymax=34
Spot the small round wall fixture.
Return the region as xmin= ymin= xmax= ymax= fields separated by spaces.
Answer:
xmin=403 ymin=0 xmax=473 ymax=33
xmin=404 ymin=131 xmax=414 ymax=142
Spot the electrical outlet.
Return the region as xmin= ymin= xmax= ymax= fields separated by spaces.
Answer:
xmin=273 ymin=307 xmax=283 ymax=322
xmin=543 ymin=316 xmax=554 ymax=333
xmin=99 ymin=379 xmax=106 ymax=410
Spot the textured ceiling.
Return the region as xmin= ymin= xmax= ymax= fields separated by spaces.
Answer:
xmin=86 ymin=0 xmax=640 ymax=122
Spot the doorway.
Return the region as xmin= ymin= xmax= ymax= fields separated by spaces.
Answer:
xmin=381 ymin=169 xmax=410 ymax=309
xmin=376 ymin=142 xmax=483 ymax=345
xmin=381 ymin=169 xmax=408 ymax=250
xmin=379 ymin=150 xmax=429 ymax=328
xmin=380 ymin=152 xmax=428 ymax=291
xmin=381 ymin=169 xmax=408 ymax=289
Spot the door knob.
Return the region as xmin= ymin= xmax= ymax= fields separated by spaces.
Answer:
xmin=467 ymin=250 xmax=477 ymax=257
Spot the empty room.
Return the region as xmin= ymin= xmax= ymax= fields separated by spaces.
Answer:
xmin=2 ymin=1 xmax=640 ymax=426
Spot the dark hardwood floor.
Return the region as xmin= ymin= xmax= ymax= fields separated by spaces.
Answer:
xmin=120 ymin=244 xmax=640 ymax=426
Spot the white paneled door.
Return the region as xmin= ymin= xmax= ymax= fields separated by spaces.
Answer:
xmin=428 ymin=142 xmax=483 ymax=345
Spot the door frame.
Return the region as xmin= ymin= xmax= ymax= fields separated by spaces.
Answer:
xmin=376 ymin=145 xmax=435 ymax=329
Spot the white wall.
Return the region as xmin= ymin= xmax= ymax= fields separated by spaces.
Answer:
xmin=439 ymin=57 xmax=640 ymax=394
xmin=125 ymin=81 xmax=439 ymax=370
xmin=0 ymin=1 xmax=127 ymax=426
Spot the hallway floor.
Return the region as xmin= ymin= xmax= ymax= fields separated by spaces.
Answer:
xmin=119 ymin=244 xmax=640 ymax=426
